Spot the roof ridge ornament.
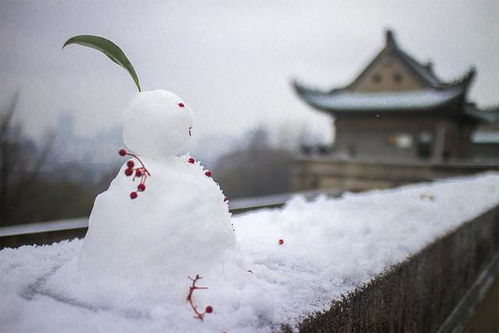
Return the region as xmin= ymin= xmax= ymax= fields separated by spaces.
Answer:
xmin=385 ymin=29 xmax=396 ymax=48
xmin=447 ymin=67 xmax=476 ymax=88
xmin=425 ymin=61 xmax=433 ymax=71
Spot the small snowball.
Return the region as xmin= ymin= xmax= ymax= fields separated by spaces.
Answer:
xmin=122 ymin=90 xmax=194 ymax=157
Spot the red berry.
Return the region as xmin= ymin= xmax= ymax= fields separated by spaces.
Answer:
xmin=138 ymin=183 xmax=146 ymax=192
xmin=135 ymin=169 xmax=143 ymax=177
xmin=205 ymin=305 xmax=213 ymax=313
xmin=118 ymin=149 xmax=127 ymax=156
xmin=130 ymin=192 xmax=138 ymax=199
xmin=188 ymin=157 xmax=195 ymax=164
xmin=124 ymin=168 xmax=133 ymax=176
xmin=178 ymin=102 xmax=185 ymax=108
xmin=205 ymin=171 xmax=212 ymax=177
xmin=278 ymin=239 xmax=284 ymax=245
xmin=127 ymin=160 xmax=135 ymax=168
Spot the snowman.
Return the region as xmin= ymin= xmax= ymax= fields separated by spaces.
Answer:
xmin=72 ymin=90 xmax=240 ymax=309
xmin=51 ymin=37 xmax=246 ymax=314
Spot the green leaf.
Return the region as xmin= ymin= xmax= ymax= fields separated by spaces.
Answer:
xmin=63 ymin=35 xmax=141 ymax=92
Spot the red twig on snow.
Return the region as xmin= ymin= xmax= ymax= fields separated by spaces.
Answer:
xmin=186 ymin=274 xmax=213 ymax=320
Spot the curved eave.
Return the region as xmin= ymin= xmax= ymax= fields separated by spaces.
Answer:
xmin=465 ymin=105 xmax=499 ymax=123
xmin=293 ymin=80 xmax=465 ymax=114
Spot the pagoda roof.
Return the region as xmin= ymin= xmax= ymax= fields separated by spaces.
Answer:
xmin=394 ymin=48 xmax=443 ymax=88
xmin=293 ymin=30 xmax=477 ymax=115
xmin=345 ymin=30 xmax=454 ymax=90
xmin=294 ymin=70 xmax=474 ymax=113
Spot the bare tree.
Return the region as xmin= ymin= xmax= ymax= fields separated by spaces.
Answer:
xmin=0 ymin=93 xmax=18 ymax=223
xmin=214 ymin=126 xmax=293 ymax=199
xmin=0 ymin=93 xmax=54 ymax=225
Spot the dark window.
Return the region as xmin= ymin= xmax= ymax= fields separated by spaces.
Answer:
xmin=347 ymin=145 xmax=357 ymax=157
xmin=417 ymin=132 xmax=433 ymax=159
xmin=372 ymin=74 xmax=382 ymax=83
xmin=393 ymin=73 xmax=403 ymax=82
xmin=300 ymin=144 xmax=312 ymax=156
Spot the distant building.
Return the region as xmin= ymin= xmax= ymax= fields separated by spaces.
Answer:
xmin=292 ymin=30 xmax=499 ymax=191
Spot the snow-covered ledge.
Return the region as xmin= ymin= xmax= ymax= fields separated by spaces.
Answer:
xmin=296 ymin=199 xmax=498 ymax=332
xmin=1 ymin=173 xmax=498 ymax=332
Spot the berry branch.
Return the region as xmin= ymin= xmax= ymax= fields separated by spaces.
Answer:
xmin=186 ymin=274 xmax=213 ymax=320
xmin=119 ymin=148 xmax=151 ymax=199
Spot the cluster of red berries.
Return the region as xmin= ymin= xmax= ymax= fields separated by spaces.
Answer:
xmin=119 ymin=149 xmax=151 ymax=199
xmin=186 ymin=274 xmax=213 ymax=320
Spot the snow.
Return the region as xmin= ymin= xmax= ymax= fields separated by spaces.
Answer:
xmin=2 ymin=173 xmax=499 ymax=332
xmin=122 ymin=90 xmax=195 ymax=157
xmin=48 ymin=155 xmax=241 ymax=311
xmin=58 ymin=89 xmax=244 ymax=315
xmin=472 ymin=131 xmax=499 ymax=144
xmin=2 ymin=89 xmax=499 ymax=332
xmin=296 ymin=80 xmax=464 ymax=111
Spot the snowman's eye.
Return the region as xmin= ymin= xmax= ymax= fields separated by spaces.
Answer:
xmin=178 ymin=102 xmax=185 ymax=108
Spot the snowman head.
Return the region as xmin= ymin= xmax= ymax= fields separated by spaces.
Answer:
xmin=122 ymin=90 xmax=194 ymax=157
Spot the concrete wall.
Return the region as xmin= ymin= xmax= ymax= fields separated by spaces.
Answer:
xmin=292 ymin=158 xmax=499 ymax=192
xmin=292 ymin=204 xmax=499 ymax=332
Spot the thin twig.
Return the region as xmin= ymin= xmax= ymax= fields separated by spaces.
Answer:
xmin=186 ymin=274 xmax=211 ymax=320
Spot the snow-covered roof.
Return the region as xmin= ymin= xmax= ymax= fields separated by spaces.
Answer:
xmin=293 ymin=30 xmax=479 ymax=115
xmin=472 ymin=131 xmax=499 ymax=144
xmin=294 ymin=82 xmax=465 ymax=112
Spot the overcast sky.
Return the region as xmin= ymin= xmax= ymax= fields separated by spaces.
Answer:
xmin=1 ymin=0 xmax=498 ymax=147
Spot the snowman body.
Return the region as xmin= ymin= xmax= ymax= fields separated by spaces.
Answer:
xmin=76 ymin=90 xmax=237 ymax=304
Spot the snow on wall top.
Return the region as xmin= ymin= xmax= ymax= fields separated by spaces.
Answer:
xmin=1 ymin=172 xmax=499 ymax=332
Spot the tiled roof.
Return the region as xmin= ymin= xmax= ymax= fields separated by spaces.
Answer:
xmin=293 ymin=30 xmax=478 ymax=115
xmin=293 ymin=81 xmax=465 ymax=112
xmin=395 ymin=48 xmax=444 ymax=88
